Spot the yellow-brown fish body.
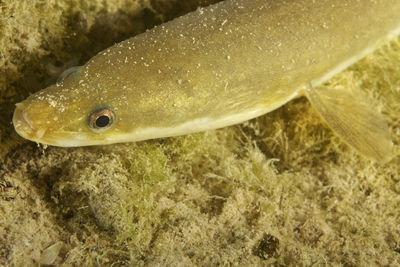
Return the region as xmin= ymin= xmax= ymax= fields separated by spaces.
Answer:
xmin=13 ymin=0 xmax=400 ymax=162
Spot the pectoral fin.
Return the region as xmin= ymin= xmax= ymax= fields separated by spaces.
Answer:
xmin=305 ymin=84 xmax=393 ymax=163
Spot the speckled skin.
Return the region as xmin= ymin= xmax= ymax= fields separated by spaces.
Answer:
xmin=13 ymin=0 xmax=400 ymax=155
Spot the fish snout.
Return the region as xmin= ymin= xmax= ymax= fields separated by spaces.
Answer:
xmin=13 ymin=102 xmax=46 ymax=141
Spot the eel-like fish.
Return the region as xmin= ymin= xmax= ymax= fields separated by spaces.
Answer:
xmin=13 ymin=0 xmax=400 ymax=162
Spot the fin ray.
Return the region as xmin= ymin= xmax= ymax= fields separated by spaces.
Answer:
xmin=305 ymin=84 xmax=393 ymax=163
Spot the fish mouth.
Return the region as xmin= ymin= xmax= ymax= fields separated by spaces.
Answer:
xmin=13 ymin=103 xmax=90 ymax=147
xmin=13 ymin=103 xmax=47 ymax=142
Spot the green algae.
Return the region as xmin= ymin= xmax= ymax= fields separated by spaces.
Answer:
xmin=0 ymin=0 xmax=400 ymax=266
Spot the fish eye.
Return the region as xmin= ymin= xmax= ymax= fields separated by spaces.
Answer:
xmin=57 ymin=66 xmax=81 ymax=84
xmin=89 ymin=107 xmax=115 ymax=131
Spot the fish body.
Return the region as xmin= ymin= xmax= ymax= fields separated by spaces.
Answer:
xmin=13 ymin=0 xmax=400 ymax=162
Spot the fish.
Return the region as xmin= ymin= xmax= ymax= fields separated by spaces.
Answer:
xmin=13 ymin=0 xmax=400 ymax=163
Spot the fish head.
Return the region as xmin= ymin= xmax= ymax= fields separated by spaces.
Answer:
xmin=13 ymin=66 xmax=126 ymax=147
xmin=12 ymin=59 xmax=195 ymax=147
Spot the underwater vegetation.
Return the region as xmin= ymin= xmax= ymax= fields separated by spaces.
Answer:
xmin=1 ymin=0 xmax=400 ymax=265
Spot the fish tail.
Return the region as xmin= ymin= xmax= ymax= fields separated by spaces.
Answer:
xmin=305 ymin=84 xmax=393 ymax=163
